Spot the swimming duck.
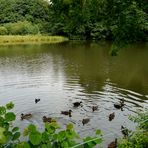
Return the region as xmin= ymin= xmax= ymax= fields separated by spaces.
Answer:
xmin=43 ymin=116 xmax=52 ymax=123
xmin=108 ymin=138 xmax=117 ymax=148
xmin=21 ymin=113 xmax=32 ymax=120
xmin=92 ymin=106 xmax=98 ymax=112
xmin=82 ymin=118 xmax=90 ymax=125
xmin=61 ymin=110 xmax=72 ymax=117
xmin=114 ymin=99 xmax=124 ymax=109
xmin=109 ymin=112 xmax=115 ymax=121
xmin=73 ymin=101 xmax=82 ymax=107
xmin=35 ymin=98 xmax=40 ymax=104
xmin=121 ymin=126 xmax=129 ymax=137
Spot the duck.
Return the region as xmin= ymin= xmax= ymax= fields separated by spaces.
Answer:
xmin=92 ymin=106 xmax=98 ymax=112
xmin=121 ymin=126 xmax=129 ymax=137
xmin=21 ymin=113 xmax=32 ymax=120
xmin=114 ymin=99 xmax=124 ymax=109
xmin=73 ymin=101 xmax=82 ymax=107
xmin=82 ymin=118 xmax=90 ymax=125
xmin=61 ymin=110 xmax=72 ymax=117
xmin=35 ymin=98 xmax=40 ymax=104
xmin=109 ymin=112 xmax=115 ymax=121
xmin=108 ymin=138 xmax=117 ymax=148
xmin=43 ymin=116 xmax=52 ymax=123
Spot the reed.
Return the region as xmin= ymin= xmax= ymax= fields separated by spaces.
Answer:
xmin=0 ymin=35 xmax=68 ymax=45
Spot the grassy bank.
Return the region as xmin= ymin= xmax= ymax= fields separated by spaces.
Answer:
xmin=0 ymin=35 xmax=68 ymax=45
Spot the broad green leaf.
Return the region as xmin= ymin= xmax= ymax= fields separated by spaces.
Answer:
xmin=23 ymin=128 xmax=29 ymax=136
xmin=12 ymin=127 xmax=19 ymax=132
xmin=6 ymin=102 xmax=14 ymax=110
xmin=0 ymin=127 xmax=6 ymax=144
xmin=66 ymin=123 xmax=73 ymax=130
xmin=29 ymin=131 xmax=42 ymax=145
xmin=0 ymin=106 xmax=6 ymax=115
xmin=42 ymin=132 xmax=49 ymax=142
xmin=96 ymin=129 xmax=101 ymax=135
xmin=61 ymin=141 xmax=69 ymax=148
xmin=41 ymin=144 xmax=47 ymax=148
xmin=5 ymin=112 xmax=16 ymax=121
xmin=23 ymin=142 xmax=30 ymax=148
xmin=28 ymin=124 xmax=36 ymax=133
xmin=5 ymin=131 xmax=13 ymax=141
xmin=12 ymin=132 xmax=20 ymax=141
xmin=16 ymin=142 xmax=30 ymax=148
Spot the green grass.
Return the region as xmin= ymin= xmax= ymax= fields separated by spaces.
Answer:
xmin=0 ymin=35 xmax=68 ymax=45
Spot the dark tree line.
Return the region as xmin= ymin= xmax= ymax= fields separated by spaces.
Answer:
xmin=0 ymin=0 xmax=147 ymax=43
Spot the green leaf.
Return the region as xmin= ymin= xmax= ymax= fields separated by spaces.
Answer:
xmin=0 ymin=127 xmax=6 ymax=144
xmin=41 ymin=144 xmax=47 ymax=148
xmin=42 ymin=132 xmax=49 ymax=143
xmin=61 ymin=141 xmax=69 ymax=148
xmin=23 ymin=128 xmax=29 ymax=136
xmin=66 ymin=123 xmax=73 ymax=130
xmin=12 ymin=127 xmax=19 ymax=132
xmin=16 ymin=142 xmax=30 ymax=148
xmin=5 ymin=112 xmax=16 ymax=121
xmin=23 ymin=142 xmax=30 ymax=148
xmin=96 ymin=129 xmax=101 ymax=135
xmin=12 ymin=132 xmax=20 ymax=141
xmin=28 ymin=124 xmax=36 ymax=133
xmin=0 ymin=106 xmax=6 ymax=115
xmin=5 ymin=131 xmax=13 ymax=141
xmin=6 ymin=102 xmax=14 ymax=110
xmin=45 ymin=123 xmax=56 ymax=134
xmin=29 ymin=131 xmax=42 ymax=145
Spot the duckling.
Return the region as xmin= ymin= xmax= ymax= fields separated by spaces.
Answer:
xmin=82 ymin=118 xmax=90 ymax=125
xmin=92 ymin=106 xmax=98 ymax=112
xmin=21 ymin=113 xmax=32 ymax=120
xmin=35 ymin=98 xmax=40 ymax=104
xmin=61 ymin=110 xmax=72 ymax=117
xmin=109 ymin=112 xmax=115 ymax=121
xmin=43 ymin=116 xmax=52 ymax=123
xmin=73 ymin=101 xmax=82 ymax=107
xmin=108 ymin=138 xmax=117 ymax=148
xmin=121 ymin=126 xmax=129 ymax=137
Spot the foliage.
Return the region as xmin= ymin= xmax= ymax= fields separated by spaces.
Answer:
xmin=0 ymin=102 xmax=102 ymax=148
xmin=3 ymin=21 xmax=39 ymax=35
xmin=118 ymin=110 xmax=148 ymax=148
xmin=0 ymin=27 xmax=8 ymax=35
xmin=0 ymin=0 xmax=147 ymax=44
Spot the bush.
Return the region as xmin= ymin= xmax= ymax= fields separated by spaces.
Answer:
xmin=4 ymin=21 xmax=40 ymax=35
xmin=118 ymin=110 xmax=148 ymax=148
xmin=0 ymin=26 xmax=8 ymax=35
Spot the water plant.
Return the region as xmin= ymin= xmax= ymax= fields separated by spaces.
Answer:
xmin=118 ymin=110 xmax=148 ymax=148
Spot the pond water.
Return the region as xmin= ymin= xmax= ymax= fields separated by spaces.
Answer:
xmin=0 ymin=42 xmax=148 ymax=147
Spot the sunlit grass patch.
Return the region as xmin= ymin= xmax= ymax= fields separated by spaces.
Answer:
xmin=0 ymin=35 xmax=68 ymax=45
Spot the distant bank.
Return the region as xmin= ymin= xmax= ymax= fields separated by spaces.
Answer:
xmin=0 ymin=35 xmax=68 ymax=45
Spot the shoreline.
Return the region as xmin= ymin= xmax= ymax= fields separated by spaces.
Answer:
xmin=0 ymin=35 xmax=68 ymax=45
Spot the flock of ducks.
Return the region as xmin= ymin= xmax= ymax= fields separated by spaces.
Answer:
xmin=21 ymin=98 xmax=126 ymax=148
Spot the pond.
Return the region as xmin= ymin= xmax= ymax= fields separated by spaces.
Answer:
xmin=0 ymin=41 xmax=148 ymax=147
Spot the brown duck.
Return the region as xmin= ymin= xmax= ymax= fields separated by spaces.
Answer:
xmin=121 ymin=126 xmax=129 ymax=137
xmin=82 ymin=118 xmax=90 ymax=125
xmin=43 ymin=116 xmax=52 ymax=123
xmin=109 ymin=112 xmax=115 ymax=121
xmin=73 ymin=101 xmax=82 ymax=107
xmin=114 ymin=99 xmax=124 ymax=109
xmin=108 ymin=138 xmax=117 ymax=148
xmin=61 ymin=110 xmax=72 ymax=117
xmin=21 ymin=113 xmax=32 ymax=120
xmin=92 ymin=106 xmax=98 ymax=112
